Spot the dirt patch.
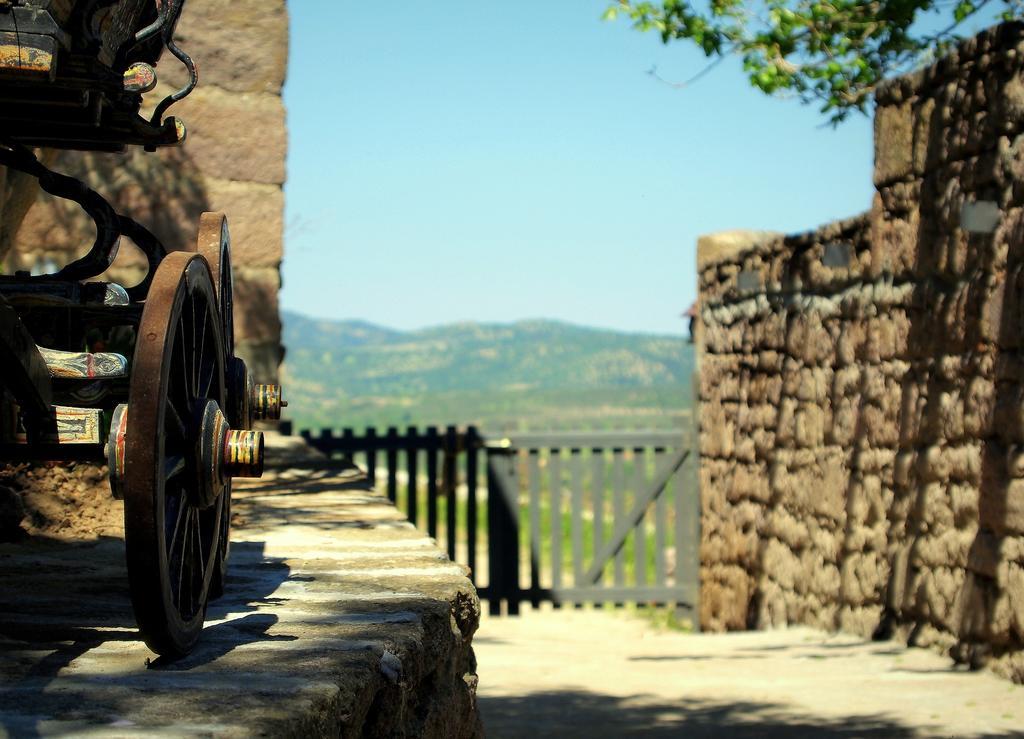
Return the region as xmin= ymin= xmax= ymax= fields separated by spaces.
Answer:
xmin=0 ymin=463 xmax=122 ymax=542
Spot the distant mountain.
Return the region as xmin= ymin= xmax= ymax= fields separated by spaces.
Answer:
xmin=281 ymin=311 xmax=694 ymax=431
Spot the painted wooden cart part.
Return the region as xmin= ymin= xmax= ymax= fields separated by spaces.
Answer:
xmin=0 ymin=30 xmax=56 ymax=78
xmin=107 ymin=403 xmax=128 ymax=500
xmin=253 ymin=384 xmax=286 ymax=421
xmin=224 ymin=429 xmax=264 ymax=479
xmin=197 ymin=399 xmax=265 ymax=488
xmin=38 ymin=346 xmax=128 ymax=380
xmin=123 ymin=62 xmax=157 ymax=93
xmin=108 ymin=401 xmax=264 ymax=505
xmin=196 ymin=399 xmax=229 ymax=508
xmin=0 ymin=1 xmax=191 ymax=151
xmin=2 ymin=404 xmax=102 ymax=445
xmin=0 ymin=0 xmax=72 ymax=43
xmin=0 ymin=281 xmax=131 ymax=307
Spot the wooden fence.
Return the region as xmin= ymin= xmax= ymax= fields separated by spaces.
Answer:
xmin=296 ymin=422 xmax=699 ymax=621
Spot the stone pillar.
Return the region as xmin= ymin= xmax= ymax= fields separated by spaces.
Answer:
xmin=170 ymin=0 xmax=289 ymax=384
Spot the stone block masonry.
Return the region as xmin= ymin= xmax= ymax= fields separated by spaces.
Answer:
xmin=697 ymin=22 xmax=1024 ymax=683
xmin=1 ymin=0 xmax=289 ymax=383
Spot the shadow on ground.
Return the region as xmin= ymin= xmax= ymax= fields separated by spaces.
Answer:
xmin=0 ymin=536 xmax=291 ymax=736
xmin=479 ymin=690 xmax=985 ymax=738
xmin=227 ymin=468 xmax=396 ymax=533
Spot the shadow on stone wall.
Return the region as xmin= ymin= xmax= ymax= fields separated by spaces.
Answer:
xmin=6 ymin=147 xmax=209 ymax=285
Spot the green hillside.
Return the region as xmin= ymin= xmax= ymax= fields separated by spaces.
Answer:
xmin=281 ymin=311 xmax=695 ymax=432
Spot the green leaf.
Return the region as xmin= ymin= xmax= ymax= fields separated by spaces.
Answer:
xmin=610 ymin=0 xmax=991 ymax=125
xmin=953 ymin=1 xmax=976 ymax=22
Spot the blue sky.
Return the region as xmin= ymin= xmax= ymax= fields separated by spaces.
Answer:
xmin=281 ymin=1 xmax=875 ymax=335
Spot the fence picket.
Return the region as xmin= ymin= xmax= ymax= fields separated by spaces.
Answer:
xmin=590 ymin=447 xmax=604 ymax=582
xmin=406 ymin=426 xmax=419 ymax=525
xmin=342 ymin=428 xmax=354 ymax=467
xmin=570 ymin=448 xmax=583 ymax=592
xmin=654 ymin=449 xmax=667 ymax=587
xmin=502 ymin=452 xmax=520 ymax=616
xmin=385 ymin=426 xmax=398 ymax=503
xmin=487 ymin=449 xmax=519 ymax=615
xmin=425 ymin=426 xmax=439 ymax=538
xmin=486 ymin=451 xmax=502 ymax=616
xmin=633 ymin=448 xmax=646 ymax=589
xmin=466 ymin=427 xmax=479 ymax=584
xmin=445 ymin=425 xmax=458 ymax=561
xmin=612 ymin=449 xmax=625 ymax=592
xmin=550 ymin=448 xmax=563 ymax=608
xmin=365 ymin=427 xmax=377 ymax=486
xmin=528 ymin=449 xmax=541 ymax=607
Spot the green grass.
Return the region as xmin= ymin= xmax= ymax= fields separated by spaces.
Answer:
xmin=630 ymin=604 xmax=697 ymax=632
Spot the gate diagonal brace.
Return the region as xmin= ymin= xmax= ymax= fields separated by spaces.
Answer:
xmin=583 ymin=447 xmax=690 ymax=586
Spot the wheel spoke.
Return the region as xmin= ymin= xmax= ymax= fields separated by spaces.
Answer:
xmin=195 ymin=510 xmax=207 ymax=586
xmin=176 ymin=505 xmax=193 ymax=611
xmin=165 ymin=402 xmax=187 ymax=445
xmin=196 ymin=305 xmax=208 ymax=391
xmin=189 ymin=509 xmax=203 ymax=613
xmin=196 ymin=308 xmax=213 ymax=400
xmin=165 ymin=454 xmax=186 ymax=482
xmin=177 ymin=320 xmax=192 ymax=401
xmin=198 ymin=354 xmax=215 ymax=401
xmin=168 ymin=491 xmax=188 ymax=556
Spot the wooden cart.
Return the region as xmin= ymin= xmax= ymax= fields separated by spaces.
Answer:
xmin=0 ymin=0 xmax=283 ymax=657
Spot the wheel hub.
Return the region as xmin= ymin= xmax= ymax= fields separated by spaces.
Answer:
xmin=192 ymin=399 xmax=265 ymax=509
xmin=108 ymin=399 xmax=264 ymax=508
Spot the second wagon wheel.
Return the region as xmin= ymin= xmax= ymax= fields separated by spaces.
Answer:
xmin=193 ymin=212 xmax=240 ymax=598
xmin=124 ymin=252 xmax=228 ymax=656
xmin=194 ymin=212 xmax=234 ymax=358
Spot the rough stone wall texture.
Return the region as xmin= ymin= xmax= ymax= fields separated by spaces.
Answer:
xmin=0 ymin=0 xmax=288 ymax=383
xmin=698 ymin=23 xmax=1024 ymax=683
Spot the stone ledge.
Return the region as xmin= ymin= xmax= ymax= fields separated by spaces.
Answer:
xmin=696 ymin=230 xmax=782 ymax=270
xmin=0 ymin=462 xmax=482 ymax=737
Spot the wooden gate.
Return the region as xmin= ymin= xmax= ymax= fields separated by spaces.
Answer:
xmin=295 ymin=422 xmax=700 ymax=622
xmin=483 ymin=427 xmax=699 ymax=621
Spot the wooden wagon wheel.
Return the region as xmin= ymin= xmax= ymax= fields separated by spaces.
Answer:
xmin=193 ymin=212 xmax=244 ymax=598
xmin=194 ymin=212 xmax=234 ymax=358
xmin=123 ymin=252 xmax=230 ymax=656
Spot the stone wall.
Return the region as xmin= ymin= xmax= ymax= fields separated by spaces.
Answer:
xmin=0 ymin=0 xmax=288 ymax=382
xmin=698 ymin=23 xmax=1024 ymax=683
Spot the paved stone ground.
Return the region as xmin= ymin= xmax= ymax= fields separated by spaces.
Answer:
xmin=0 ymin=455 xmax=481 ymax=737
xmin=475 ymin=609 xmax=1024 ymax=738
